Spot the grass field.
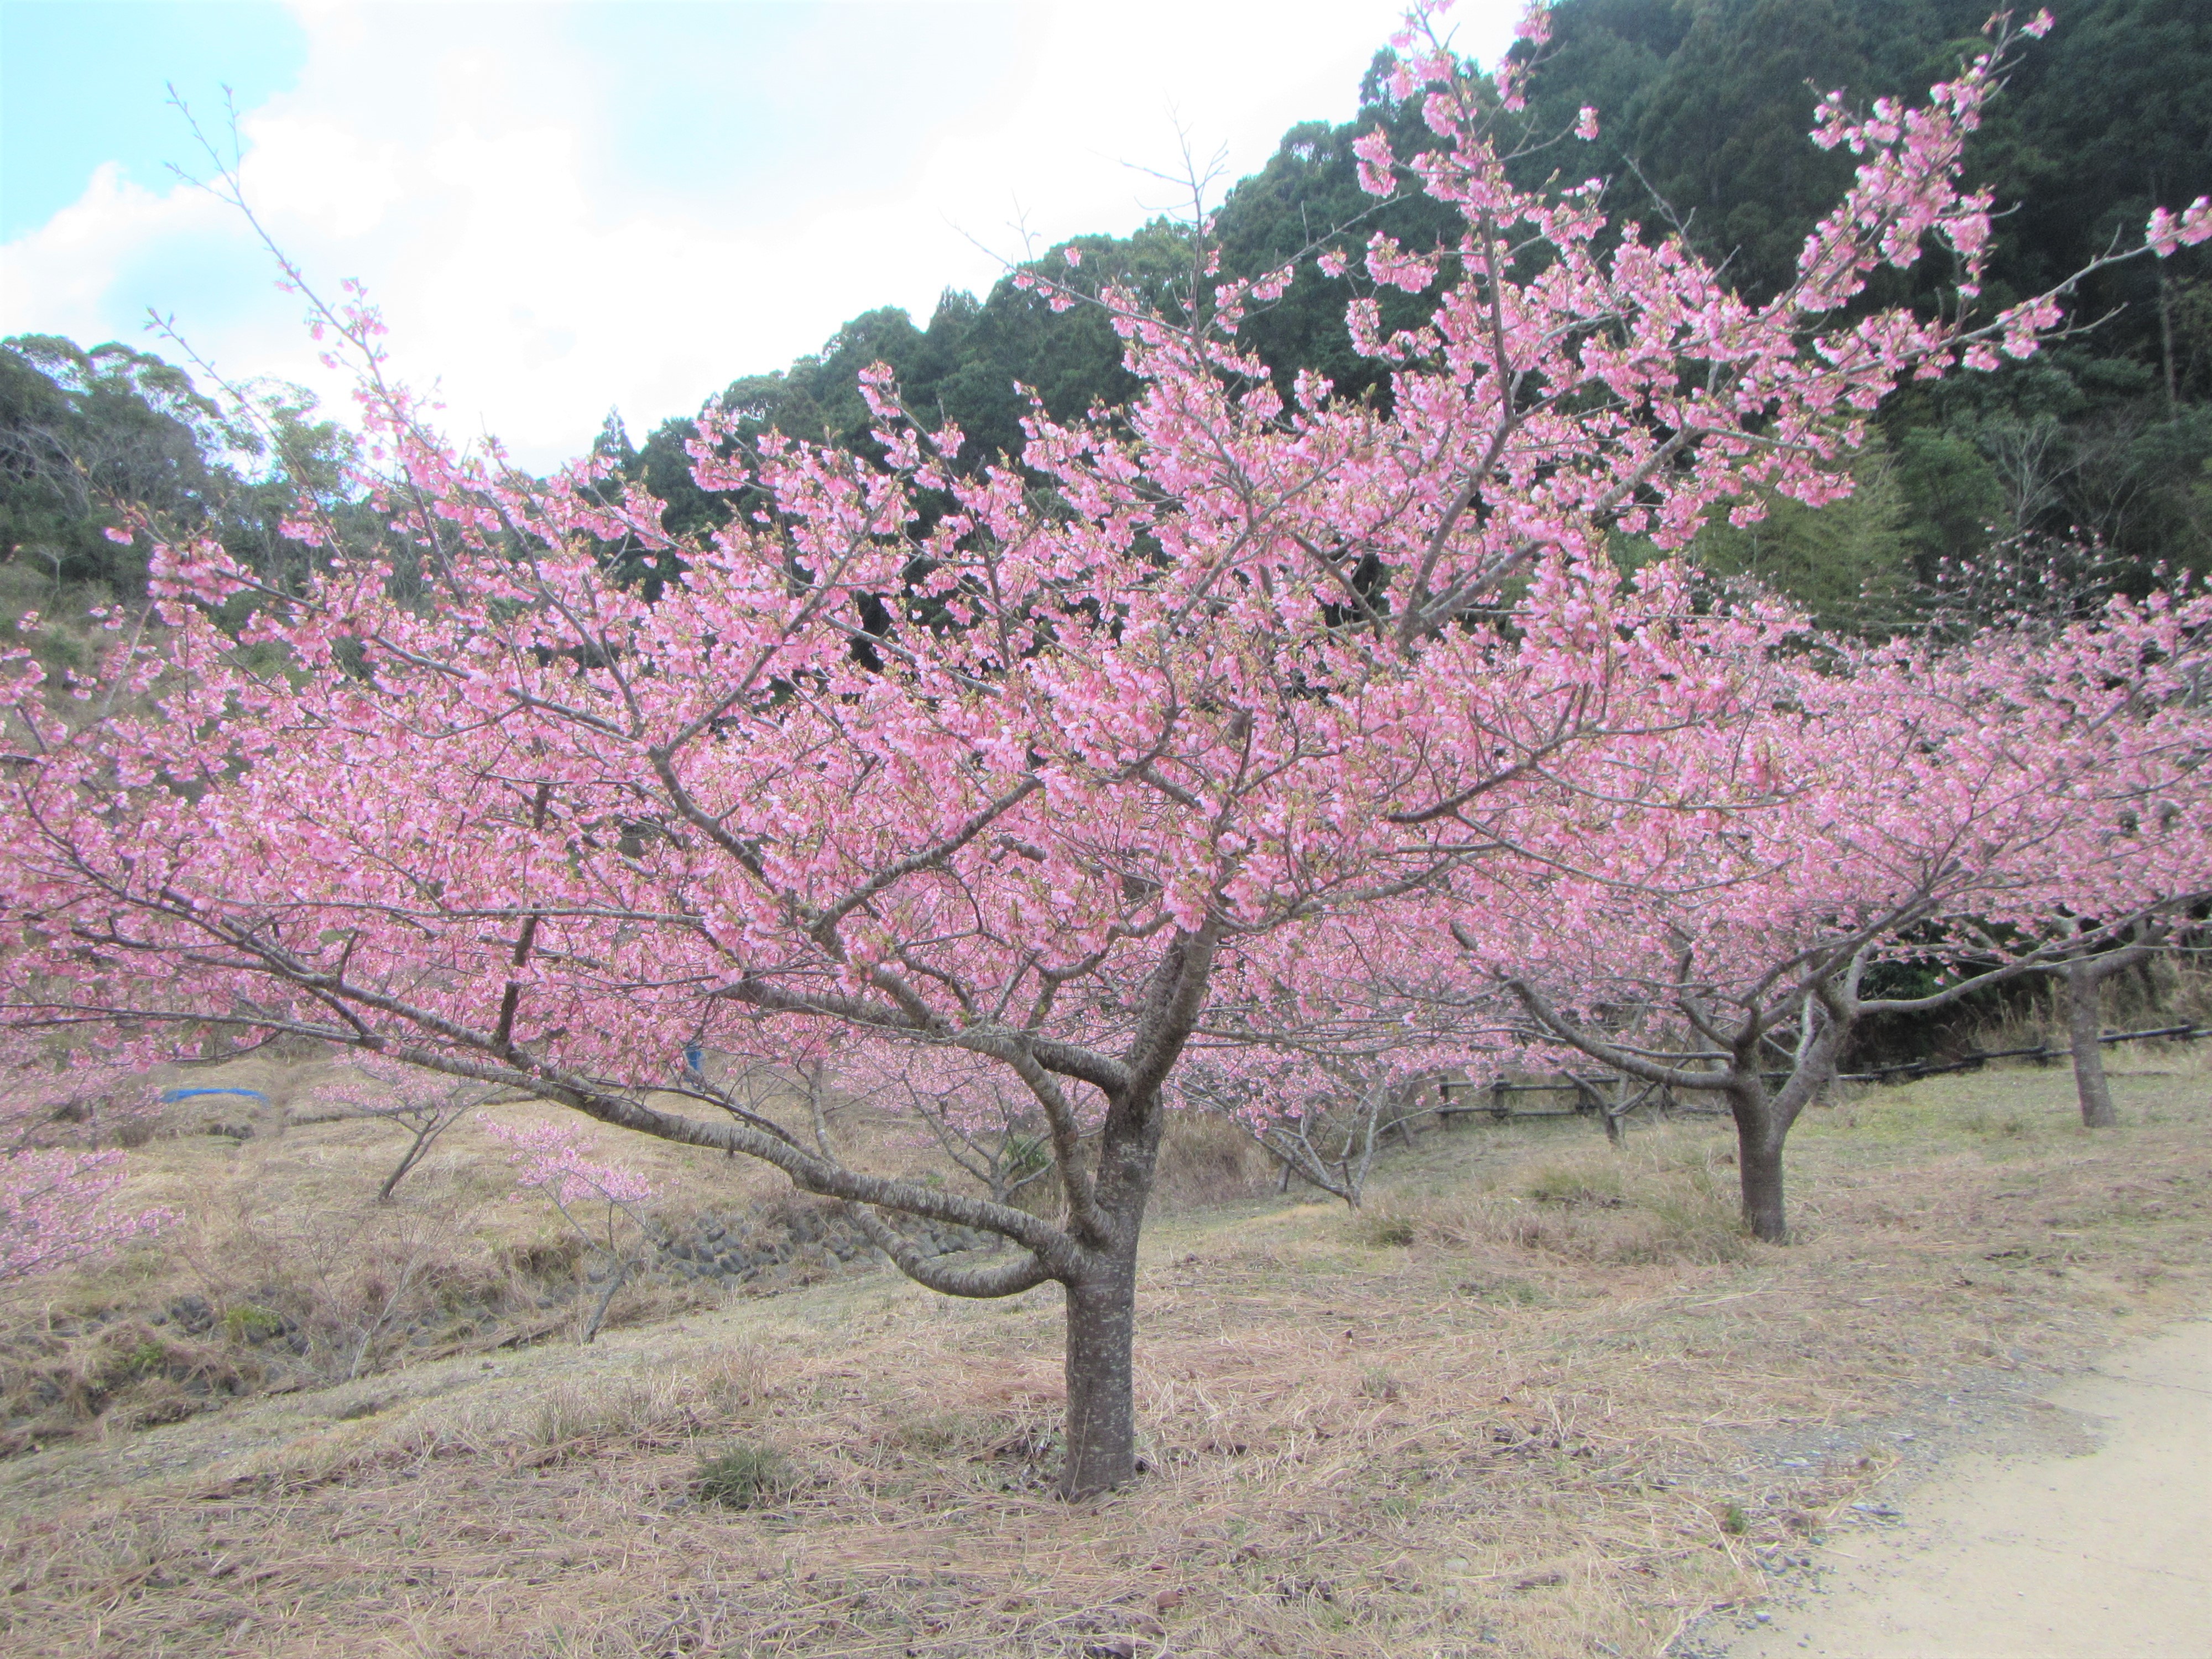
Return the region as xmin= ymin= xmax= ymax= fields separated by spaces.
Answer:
xmin=1 ymin=1047 xmax=2207 ymax=1657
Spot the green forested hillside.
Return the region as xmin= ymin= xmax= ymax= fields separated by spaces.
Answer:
xmin=0 ymin=335 xmax=356 ymax=626
xmin=583 ymin=0 xmax=2212 ymax=624
xmin=6 ymin=0 xmax=2208 ymax=630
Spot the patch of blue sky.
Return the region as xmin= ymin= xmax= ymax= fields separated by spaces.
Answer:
xmin=0 ymin=1 xmax=307 ymax=239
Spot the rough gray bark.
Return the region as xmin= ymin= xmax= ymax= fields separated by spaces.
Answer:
xmin=2065 ymin=960 xmax=2120 ymax=1129
xmin=1060 ymin=1249 xmax=1141 ymax=1498
xmin=2055 ymin=938 xmax=2160 ymax=1128
xmin=1049 ymin=1045 xmax=1176 ymax=1497
xmin=1731 ymin=1098 xmax=1790 ymax=1244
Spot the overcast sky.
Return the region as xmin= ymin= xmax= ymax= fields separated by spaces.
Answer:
xmin=1 ymin=0 xmax=1519 ymax=467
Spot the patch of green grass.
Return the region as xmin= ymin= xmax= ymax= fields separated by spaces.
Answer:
xmin=1352 ymin=1210 xmax=1418 ymax=1247
xmin=886 ymin=1410 xmax=979 ymax=1455
xmin=1454 ymin=1272 xmax=1546 ymax=1306
xmin=1631 ymin=1193 xmax=1752 ymax=1265
xmin=91 ymin=1337 xmax=171 ymax=1389
xmin=1523 ymin=1162 xmax=1625 ymax=1208
xmin=695 ymin=1442 xmax=797 ymax=1509
xmin=221 ymin=1305 xmax=285 ymax=1342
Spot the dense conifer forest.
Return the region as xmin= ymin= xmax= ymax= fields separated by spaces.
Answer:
xmin=6 ymin=0 xmax=2208 ymax=632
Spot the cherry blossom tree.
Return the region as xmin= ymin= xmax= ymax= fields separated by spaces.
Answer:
xmin=1175 ymin=913 xmax=1509 ymax=1206
xmin=1451 ymin=596 xmax=2212 ymax=1240
xmin=3 ymin=2 xmax=2205 ymax=1493
xmin=2044 ymin=921 xmax=2172 ymax=1130
xmin=0 ymin=1039 xmax=170 ymax=1281
xmin=1179 ymin=1041 xmax=1438 ymax=1209
xmin=483 ymin=1115 xmax=661 ymax=1342
xmin=292 ymin=1054 xmax=501 ymax=1202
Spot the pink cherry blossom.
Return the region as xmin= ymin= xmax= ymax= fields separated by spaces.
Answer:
xmin=1 ymin=1041 xmax=169 ymax=1281
xmin=483 ymin=1116 xmax=655 ymax=1209
xmin=2147 ymin=197 xmax=2212 ymax=258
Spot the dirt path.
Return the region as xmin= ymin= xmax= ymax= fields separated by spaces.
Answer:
xmin=1723 ymin=1318 xmax=2212 ymax=1659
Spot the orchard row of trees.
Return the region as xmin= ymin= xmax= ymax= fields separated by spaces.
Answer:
xmin=2 ymin=4 xmax=2208 ymax=1498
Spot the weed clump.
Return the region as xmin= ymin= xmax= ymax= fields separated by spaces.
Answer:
xmin=695 ymin=1443 xmax=796 ymax=1509
xmin=1359 ymin=1366 xmax=1403 ymax=1401
xmin=220 ymin=1305 xmax=285 ymax=1342
xmin=1352 ymin=1210 xmax=1418 ymax=1247
xmin=886 ymin=1410 xmax=979 ymax=1455
xmin=1454 ymin=1272 xmax=1546 ymax=1306
xmin=1523 ymin=1162 xmax=1626 ymax=1208
xmin=96 ymin=1336 xmax=173 ymax=1389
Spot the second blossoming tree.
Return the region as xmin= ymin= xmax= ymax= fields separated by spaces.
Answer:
xmin=1446 ymin=594 xmax=2212 ymax=1240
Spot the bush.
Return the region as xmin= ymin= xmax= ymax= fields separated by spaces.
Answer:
xmin=220 ymin=1304 xmax=284 ymax=1342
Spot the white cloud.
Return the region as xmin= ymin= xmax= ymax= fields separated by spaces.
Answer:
xmin=237 ymin=113 xmax=405 ymax=238
xmin=2 ymin=1 xmax=1518 ymax=468
xmin=2 ymin=163 xmax=229 ymax=342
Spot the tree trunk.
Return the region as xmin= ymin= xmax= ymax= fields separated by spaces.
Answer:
xmin=2067 ymin=963 xmax=2119 ymax=1128
xmin=1736 ymin=1125 xmax=1788 ymax=1243
xmin=1059 ymin=1247 xmax=1140 ymax=1499
xmin=1050 ymin=937 xmax=1206 ymax=1499
xmin=376 ymin=1109 xmax=456 ymax=1203
xmin=1724 ymin=1079 xmax=1789 ymax=1242
xmin=581 ymin=1261 xmax=625 ymax=1344
xmin=2159 ymin=266 xmax=2178 ymax=416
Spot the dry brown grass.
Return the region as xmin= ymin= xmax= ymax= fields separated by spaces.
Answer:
xmin=1 ymin=1053 xmax=1278 ymax=1459
xmin=0 ymin=1053 xmax=805 ymax=1452
xmin=1 ymin=1051 xmax=2207 ymax=1657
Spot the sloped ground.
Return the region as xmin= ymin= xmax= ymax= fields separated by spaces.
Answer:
xmin=1 ymin=1055 xmax=2208 ymax=1657
xmin=0 ymin=1053 xmax=1219 ymax=1448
